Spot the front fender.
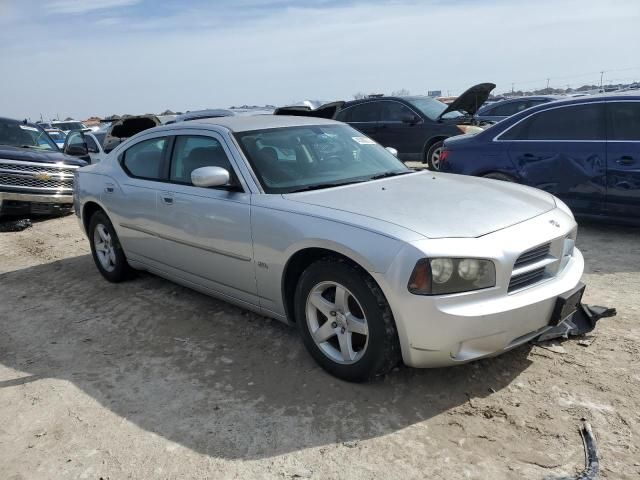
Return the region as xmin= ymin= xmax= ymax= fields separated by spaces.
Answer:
xmin=250 ymin=204 xmax=405 ymax=317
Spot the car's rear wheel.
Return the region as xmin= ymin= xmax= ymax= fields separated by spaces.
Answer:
xmin=483 ymin=172 xmax=515 ymax=182
xmin=294 ymin=258 xmax=401 ymax=382
xmin=426 ymin=140 xmax=445 ymax=170
xmin=88 ymin=211 xmax=132 ymax=282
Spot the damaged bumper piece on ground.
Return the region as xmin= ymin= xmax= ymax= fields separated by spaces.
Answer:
xmin=535 ymin=303 xmax=616 ymax=342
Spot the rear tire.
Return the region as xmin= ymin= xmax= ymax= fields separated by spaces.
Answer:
xmin=88 ymin=211 xmax=133 ymax=282
xmin=483 ymin=172 xmax=516 ymax=182
xmin=294 ymin=257 xmax=401 ymax=382
xmin=426 ymin=140 xmax=445 ymax=170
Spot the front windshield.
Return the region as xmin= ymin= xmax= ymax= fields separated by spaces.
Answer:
xmin=405 ymin=96 xmax=465 ymax=121
xmin=53 ymin=121 xmax=84 ymax=131
xmin=0 ymin=120 xmax=58 ymax=151
xmin=235 ymin=124 xmax=412 ymax=194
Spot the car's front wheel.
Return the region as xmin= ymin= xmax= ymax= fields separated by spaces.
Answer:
xmin=88 ymin=211 xmax=133 ymax=282
xmin=426 ymin=140 xmax=445 ymax=170
xmin=294 ymin=258 xmax=401 ymax=382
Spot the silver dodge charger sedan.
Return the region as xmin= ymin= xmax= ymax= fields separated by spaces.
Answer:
xmin=74 ymin=115 xmax=584 ymax=381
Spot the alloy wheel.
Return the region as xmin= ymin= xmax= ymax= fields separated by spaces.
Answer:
xmin=305 ymin=281 xmax=369 ymax=364
xmin=93 ymin=223 xmax=117 ymax=272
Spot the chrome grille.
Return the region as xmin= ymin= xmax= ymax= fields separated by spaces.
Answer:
xmin=0 ymin=162 xmax=74 ymax=175
xmin=0 ymin=174 xmax=73 ymax=190
xmin=509 ymin=267 xmax=547 ymax=292
xmin=513 ymin=243 xmax=551 ymax=269
xmin=0 ymin=158 xmax=77 ymax=193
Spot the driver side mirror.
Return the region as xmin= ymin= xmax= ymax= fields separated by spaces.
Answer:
xmin=191 ymin=166 xmax=230 ymax=188
xmin=385 ymin=147 xmax=399 ymax=157
xmin=401 ymin=113 xmax=420 ymax=125
xmin=66 ymin=142 xmax=89 ymax=157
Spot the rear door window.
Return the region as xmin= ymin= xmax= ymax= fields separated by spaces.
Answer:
xmin=339 ymin=102 xmax=381 ymax=123
xmin=607 ymin=101 xmax=640 ymax=140
xmin=121 ymin=137 xmax=168 ymax=180
xmin=500 ymin=103 xmax=605 ymax=140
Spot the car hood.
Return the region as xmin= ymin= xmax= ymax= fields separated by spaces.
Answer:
xmin=438 ymin=82 xmax=496 ymax=119
xmin=0 ymin=145 xmax=86 ymax=166
xmin=283 ymin=171 xmax=555 ymax=239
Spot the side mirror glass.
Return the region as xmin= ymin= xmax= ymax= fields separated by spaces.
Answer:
xmin=191 ymin=166 xmax=230 ymax=188
xmin=385 ymin=147 xmax=399 ymax=157
xmin=66 ymin=143 xmax=89 ymax=157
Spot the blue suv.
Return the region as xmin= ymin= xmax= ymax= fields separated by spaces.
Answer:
xmin=440 ymin=95 xmax=640 ymax=225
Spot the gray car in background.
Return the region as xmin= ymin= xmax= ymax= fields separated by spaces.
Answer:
xmin=475 ymin=96 xmax=560 ymax=123
xmin=74 ymin=116 xmax=584 ymax=381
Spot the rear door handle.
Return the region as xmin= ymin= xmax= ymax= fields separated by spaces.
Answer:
xmin=104 ymin=183 xmax=114 ymax=193
xmin=523 ymin=153 xmax=536 ymax=158
xmin=161 ymin=196 xmax=173 ymax=205
xmin=616 ymin=156 xmax=635 ymax=166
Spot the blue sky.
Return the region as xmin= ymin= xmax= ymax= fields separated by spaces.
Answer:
xmin=1 ymin=0 xmax=639 ymax=120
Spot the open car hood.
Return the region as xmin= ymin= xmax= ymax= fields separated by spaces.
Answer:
xmin=438 ymin=83 xmax=496 ymax=119
xmin=103 ymin=115 xmax=161 ymax=152
xmin=274 ymin=101 xmax=344 ymax=119
xmin=109 ymin=115 xmax=160 ymax=138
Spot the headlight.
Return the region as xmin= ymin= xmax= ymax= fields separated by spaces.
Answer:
xmin=408 ymin=258 xmax=496 ymax=295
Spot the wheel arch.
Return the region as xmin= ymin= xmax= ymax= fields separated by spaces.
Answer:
xmin=422 ymin=135 xmax=449 ymax=159
xmin=281 ymin=246 xmax=387 ymax=324
xmin=82 ymin=200 xmax=107 ymax=235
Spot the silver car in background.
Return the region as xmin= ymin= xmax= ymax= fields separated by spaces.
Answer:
xmin=74 ymin=116 xmax=584 ymax=381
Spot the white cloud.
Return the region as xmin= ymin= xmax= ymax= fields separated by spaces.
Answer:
xmin=46 ymin=0 xmax=140 ymax=15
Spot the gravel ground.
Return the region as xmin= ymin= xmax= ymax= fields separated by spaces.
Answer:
xmin=0 ymin=214 xmax=639 ymax=479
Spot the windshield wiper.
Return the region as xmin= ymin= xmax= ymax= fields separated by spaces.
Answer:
xmin=289 ymin=180 xmax=366 ymax=193
xmin=369 ymin=170 xmax=414 ymax=181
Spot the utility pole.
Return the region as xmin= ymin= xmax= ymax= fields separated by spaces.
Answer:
xmin=546 ymin=78 xmax=550 ymax=91
xmin=600 ymin=70 xmax=604 ymax=91
xmin=511 ymin=83 xmax=515 ymax=94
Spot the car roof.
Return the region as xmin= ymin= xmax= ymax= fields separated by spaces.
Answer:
xmin=0 ymin=116 xmax=41 ymax=127
xmin=183 ymin=114 xmax=341 ymax=132
xmin=526 ymin=93 xmax=640 ymax=107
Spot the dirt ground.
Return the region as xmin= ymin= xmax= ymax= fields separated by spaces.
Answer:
xmin=0 ymin=214 xmax=639 ymax=480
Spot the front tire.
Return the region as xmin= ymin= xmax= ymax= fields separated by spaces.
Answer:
xmin=294 ymin=258 xmax=401 ymax=382
xmin=426 ymin=140 xmax=445 ymax=170
xmin=88 ymin=211 xmax=133 ymax=282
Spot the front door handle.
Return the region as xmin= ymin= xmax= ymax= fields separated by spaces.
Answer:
xmin=616 ymin=156 xmax=634 ymax=166
xmin=161 ymin=196 xmax=174 ymax=205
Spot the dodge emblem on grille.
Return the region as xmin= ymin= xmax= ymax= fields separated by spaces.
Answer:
xmin=35 ymin=172 xmax=51 ymax=181
xmin=549 ymin=219 xmax=560 ymax=228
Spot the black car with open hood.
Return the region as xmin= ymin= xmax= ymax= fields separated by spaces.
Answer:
xmin=274 ymin=83 xmax=496 ymax=170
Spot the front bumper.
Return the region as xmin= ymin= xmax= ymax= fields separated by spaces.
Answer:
xmin=0 ymin=191 xmax=74 ymax=216
xmin=373 ymin=209 xmax=585 ymax=368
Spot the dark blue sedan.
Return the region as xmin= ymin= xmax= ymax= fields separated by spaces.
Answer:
xmin=440 ymin=95 xmax=640 ymax=225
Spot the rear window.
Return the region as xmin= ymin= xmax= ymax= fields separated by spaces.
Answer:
xmin=499 ymin=103 xmax=605 ymax=141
